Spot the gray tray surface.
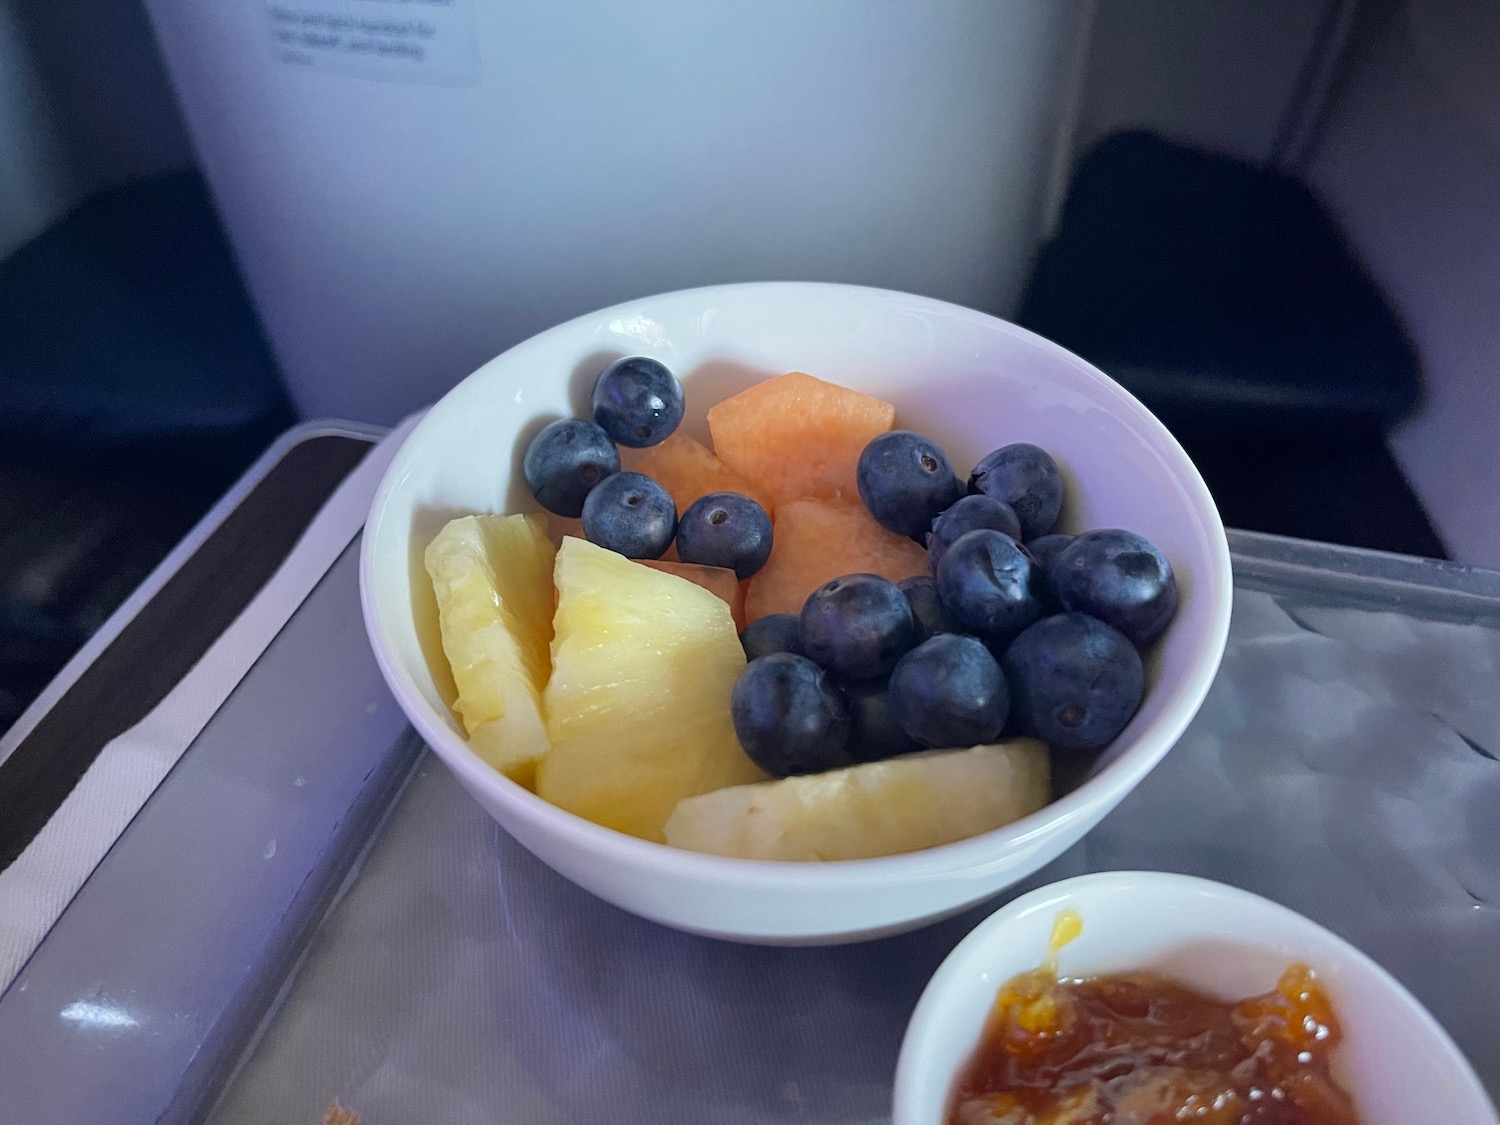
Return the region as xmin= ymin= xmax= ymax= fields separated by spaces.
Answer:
xmin=208 ymin=534 xmax=1500 ymax=1124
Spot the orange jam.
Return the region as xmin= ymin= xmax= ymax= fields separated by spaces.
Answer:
xmin=947 ymin=958 xmax=1360 ymax=1125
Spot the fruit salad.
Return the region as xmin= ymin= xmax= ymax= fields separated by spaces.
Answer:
xmin=423 ymin=358 xmax=1179 ymax=860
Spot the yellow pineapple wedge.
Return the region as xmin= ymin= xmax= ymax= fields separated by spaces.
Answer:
xmin=664 ymin=740 xmax=1050 ymax=861
xmin=536 ymin=536 xmax=766 ymax=842
xmin=424 ymin=513 xmax=555 ymax=790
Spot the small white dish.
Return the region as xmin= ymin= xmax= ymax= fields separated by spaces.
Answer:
xmin=361 ymin=282 xmax=1233 ymax=944
xmin=893 ymin=871 xmax=1499 ymax=1124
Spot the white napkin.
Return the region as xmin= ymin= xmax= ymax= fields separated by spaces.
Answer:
xmin=0 ymin=418 xmax=416 ymax=993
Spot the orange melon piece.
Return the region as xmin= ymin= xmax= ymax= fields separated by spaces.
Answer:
xmin=745 ymin=499 xmax=928 ymax=622
xmin=636 ymin=433 xmax=775 ymax=517
xmin=546 ymin=514 xmax=584 ymax=548
xmin=643 ymin=559 xmax=746 ymax=628
xmin=707 ymin=372 xmax=895 ymax=506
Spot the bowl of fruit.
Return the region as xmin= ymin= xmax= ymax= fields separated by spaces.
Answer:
xmin=360 ymin=281 xmax=1233 ymax=944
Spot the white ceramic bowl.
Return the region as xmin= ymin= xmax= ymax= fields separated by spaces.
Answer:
xmin=895 ymin=871 xmax=1498 ymax=1123
xmin=360 ymin=282 xmax=1233 ymax=944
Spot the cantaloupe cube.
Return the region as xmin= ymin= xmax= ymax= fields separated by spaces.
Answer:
xmin=546 ymin=514 xmax=584 ymax=548
xmin=636 ymin=433 xmax=774 ymax=517
xmin=745 ymin=499 xmax=928 ymax=622
xmin=642 ymin=559 xmax=745 ymax=628
xmin=707 ymin=372 xmax=895 ymax=506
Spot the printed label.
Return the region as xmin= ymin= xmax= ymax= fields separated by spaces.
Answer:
xmin=265 ymin=0 xmax=479 ymax=86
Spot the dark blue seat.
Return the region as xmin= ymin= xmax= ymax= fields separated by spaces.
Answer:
xmin=0 ymin=170 xmax=295 ymax=730
xmin=0 ymin=170 xmax=292 ymax=469
xmin=1019 ymin=131 xmax=1420 ymax=441
xmin=1017 ymin=132 xmax=1442 ymax=558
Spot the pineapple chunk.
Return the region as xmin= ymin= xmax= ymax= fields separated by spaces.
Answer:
xmin=424 ymin=514 xmax=555 ymax=789
xmin=664 ymin=740 xmax=1050 ymax=861
xmin=536 ymin=537 xmax=765 ymax=842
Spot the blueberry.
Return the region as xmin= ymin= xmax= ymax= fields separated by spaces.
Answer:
xmin=927 ymin=494 xmax=1022 ymax=570
xmin=800 ymin=573 xmax=919 ymax=682
xmin=580 ymin=471 xmax=676 ymax=559
xmin=740 ymin=613 xmax=803 ymax=661
xmin=968 ymin=443 xmax=1064 ymax=540
xmin=590 ymin=356 xmax=685 ymax=448
xmin=888 ymin=634 xmax=1008 ymax=749
xmin=731 ymin=653 xmax=850 ymax=777
xmin=1002 ymin=613 xmax=1144 ymax=750
xmin=1049 ymin=530 xmax=1177 ymax=645
xmin=522 ymin=418 xmax=620 ymax=517
xmin=845 ymin=681 xmax=921 ymax=762
xmin=1025 ymin=533 xmax=1074 ymax=572
xmin=676 ymin=491 xmax=774 ymax=579
xmin=898 ymin=575 xmax=953 ymax=642
xmin=935 ymin=529 xmax=1045 ymax=642
xmin=857 ymin=430 xmax=965 ymax=539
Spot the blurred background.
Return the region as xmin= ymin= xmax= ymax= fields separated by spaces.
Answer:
xmin=1 ymin=0 xmax=1497 ymax=731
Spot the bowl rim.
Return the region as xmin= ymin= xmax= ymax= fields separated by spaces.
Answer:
xmin=360 ymin=280 xmax=1235 ymax=884
xmin=891 ymin=870 xmax=1499 ymax=1123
